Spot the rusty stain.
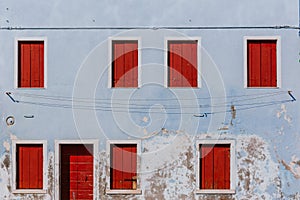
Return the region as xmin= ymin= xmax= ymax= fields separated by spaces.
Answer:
xmin=245 ymin=138 xmax=266 ymax=160
xmin=230 ymin=105 xmax=236 ymax=125
xmin=3 ymin=154 xmax=10 ymax=169
xmin=281 ymin=160 xmax=300 ymax=179
xmin=47 ymin=153 xmax=54 ymax=198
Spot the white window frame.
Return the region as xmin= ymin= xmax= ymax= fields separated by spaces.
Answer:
xmin=108 ymin=37 xmax=141 ymax=88
xmin=12 ymin=140 xmax=47 ymax=194
xmin=164 ymin=37 xmax=201 ymax=88
xmin=243 ymin=36 xmax=281 ymax=88
xmin=106 ymin=140 xmax=142 ymax=195
xmin=196 ymin=140 xmax=236 ymax=194
xmin=54 ymin=140 xmax=99 ymax=200
xmin=14 ymin=37 xmax=48 ymax=89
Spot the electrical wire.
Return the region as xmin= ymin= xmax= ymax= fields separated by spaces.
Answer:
xmin=6 ymin=91 xmax=295 ymax=116
xmin=0 ymin=25 xmax=299 ymax=31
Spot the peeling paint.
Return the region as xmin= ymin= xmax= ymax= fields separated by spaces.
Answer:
xmin=3 ymin=141 xmax=10 ymax=152
xmin=276 ymin=104 xmax=292 ymax=125
xmin=280 ymin=155 xmax=300 ymax=179
xmin=0 ymin=132 xmax=299 ymax=199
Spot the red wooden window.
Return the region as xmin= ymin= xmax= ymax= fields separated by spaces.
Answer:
xmin=168 ymin=40 xmax=198 ymax=87
xmin=18 ymin=41 xmax=44 ymax=88
xmin=110 ymin=144 xmax=137 ymax=190
xmin=200 ymin=144 xmax=230 ymax=190
xmin=60 ymin=144 xmax=93 ymax=200
xmin=112 ymin=41 xmax=138 ymax=87
xmin=16 ymin=144 xmax=43 ymax=189
xmin=247 ymin=40 xmax=277 ymax=87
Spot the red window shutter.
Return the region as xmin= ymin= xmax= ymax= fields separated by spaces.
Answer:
xmin=110 ymin=144 xmax=137 ymax=189
xmin=17 ymin=144 xmax=43 ymax=189
xmin=200 ymin=144 xmax=230 ymax=189
xmin=247 ymin=40 xmax=277 ymax=87
xmin=168 ymin=41 xmax=197 ymax=87
xmin=18 ymin=41 xmax=44 ymax=88
xmin=112 ymin=41 xmax=138 ymax=87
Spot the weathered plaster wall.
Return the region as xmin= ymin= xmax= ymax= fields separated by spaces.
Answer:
xmin=1 ymin=132 xmax=299 ymax=199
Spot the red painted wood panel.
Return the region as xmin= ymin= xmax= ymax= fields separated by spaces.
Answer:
xmin=110 ymin=144 xmax=137 ymax=189
xmin=17 ymin=144 xmax=43 ymax=189
xmin=168 ymin=41 xmax=197 ymax=87
xmin=112 ymin=41 xmax=138 ymax=87
xmin=18 ymin=41 xmax=44 ymax=88
xmin=60 ymin=144 xmax=93 ymax=200
xmin=200 ymin=144 xmax=230 ymax=189
xmin=169 ymin=42 xmax=182 ymax=87
xmin=247 ymin=40 xmax=277 ymax=87
xmin=200 ymin=145 xmax=214 ymax=189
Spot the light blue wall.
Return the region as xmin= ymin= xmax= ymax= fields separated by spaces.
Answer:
xmin=0 ymin=0 xmax=299 ymax=199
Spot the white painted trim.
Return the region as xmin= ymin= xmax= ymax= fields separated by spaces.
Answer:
xmin=164 ymin=37 xmax=201 ymax=88
xmin=11 ymin=140 xmax=47 ymax=194
xmin=106 ymin=140 xmax=142 ymax=195
xmin=108 ymin=37 xmax=142 ymax=88
xmin=14 ymin=37 xmax=48 ymax=89
xmin=243 ymin=36 xmax=281 ymax=88
xmin=195 ymin=189 xmax=236 ymax=194
xmin=54 ymin=140 xmax=98 ymax=200
xmin=195 ymin=139 xmax=236 ymax=194
xmin=106 ymin=189 xmax=142 ymax=195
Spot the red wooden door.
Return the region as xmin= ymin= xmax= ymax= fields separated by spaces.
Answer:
xmin=60 ymin=144 xmax=93 ymax=200
xmin=110 ymin=144 xmax=137 ymax=189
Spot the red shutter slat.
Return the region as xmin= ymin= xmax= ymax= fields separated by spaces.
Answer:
xmin=133 ymin=43 xmax=138 ymax=87
xmin=111 ymin=145 xmax=123 ymax=189
xmin=270 ymin=41 xmax=277 ymax=87
xmin=31 ymin=43 xmax=40 ymax=87
xmin=200 ymin=145 xmax=214 ymax=189
xmin=191 ymin=42 xmax=198 ymax=87
xmin=19 ymin=42 xmax=31 ymax=87
xmin=213 ymin=145 xmax=230 ymax=189
xmin=39 ymin=42 xmax=44 ymax=87
xmin=261 ymin=42 xmax=272 ymax=87
xmin=182 ymin=43 xmax=191 ymax=86
xmin=169 ymin=42 xmax=182 ymax=87
xmin=124 ymin=42 xmax=138 ymax=87
xmin=38 ymin=146 xmax=43 ymax=188
xmin=17 ymin=145 xmax=24 ymax=188
xmin=22 ymin=146 xmax=30 ymax=188
xmin=224 ymin=146 xmax=231 ymax=189
xmin=122 ymin=145 xmax=132 ymax=189
xmin=248 ymin=41 xmax=261 ymax=87
xmin=181 ymin=41 xmax=197 ymax=87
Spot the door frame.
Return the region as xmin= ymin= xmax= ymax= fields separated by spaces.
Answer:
xmin=54 ymin=140 xmax=98 ymax=200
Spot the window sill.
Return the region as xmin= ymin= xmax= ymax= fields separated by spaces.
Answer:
xmin=12 ymin=189 xmax=47 ymax=194
xmin=245 ymin=87 xmax=279 ymax=89
xmin=195 ymin=189 xmax=235 ymax=194
xmin=106 ymin=189 xmax=142 ymax=195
